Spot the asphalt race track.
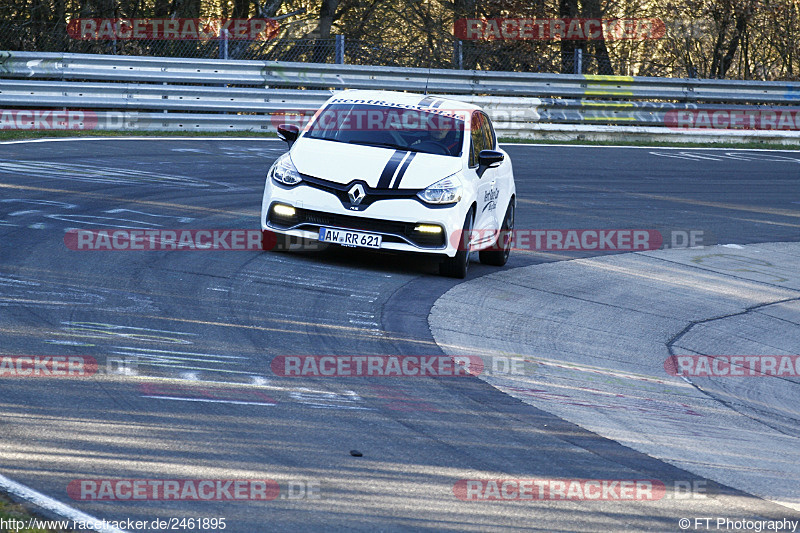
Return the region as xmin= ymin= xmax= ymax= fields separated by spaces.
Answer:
xmin=0 ymin=138 xmax=799 ymax=532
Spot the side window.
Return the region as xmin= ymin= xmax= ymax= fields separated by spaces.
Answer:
xmin=481 ymin=112 xmax=496 ymax=150
xmin=469 ymin=112 xmax=484 ymax=167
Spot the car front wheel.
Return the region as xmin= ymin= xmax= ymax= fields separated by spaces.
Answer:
xmin=439 ymin=209 xmax=473 ymax=278
xmin=479 ymin=200 xmax=514 ymax=267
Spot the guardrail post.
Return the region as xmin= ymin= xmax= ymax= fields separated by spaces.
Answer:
xmin=335 ymin=34 xmax=345 ymax=64
xmin=219 ymin=29 xmax=229 ymax=60
xmin=454 ymin=40 xmax=463 ymax=70
xmin=574 ymin=48 xmax=583 ymax=74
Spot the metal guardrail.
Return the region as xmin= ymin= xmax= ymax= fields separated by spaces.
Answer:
xmin=4 ymin=51 xmax=800 ymax=101
xmin=1 ymin=51 xmax=800 ymax=137
xmin=0 ymin=80 xmax=329 ymax=112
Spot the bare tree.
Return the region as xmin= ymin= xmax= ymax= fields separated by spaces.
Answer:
xmin=708 ymin=0 xmax=755 ymax=78
xmin=559 ymin=0 xmax=578 ymax=73
xmin=311 ymin=0 xmax=340 ymax=62
xmin=581 ymin=0 xmax=613 ymax=74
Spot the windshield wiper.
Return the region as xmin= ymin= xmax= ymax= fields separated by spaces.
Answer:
xmin=347 ymin=140 xmax=426 ymax=153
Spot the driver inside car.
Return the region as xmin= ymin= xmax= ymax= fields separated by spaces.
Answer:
xmin=432 ymin=127 xmax=460 ymax=154
xmin=411 ymin=126 xmax=460 ymax=155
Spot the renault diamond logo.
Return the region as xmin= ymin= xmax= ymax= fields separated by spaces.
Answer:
xmin=348 ymin=183 xmax=366 ymax=205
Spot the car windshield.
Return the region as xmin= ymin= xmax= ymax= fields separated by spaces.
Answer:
xmin=305 ymin=102 xmax=465 ymax=157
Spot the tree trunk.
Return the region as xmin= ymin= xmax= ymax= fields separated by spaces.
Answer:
xmin=258 ymin=0 xmax=283 ymax=18
xmin=233 ymin=0 xmax=250 ymax=19
xmin=559 ymin=0 xmax=578 ymax=73
xmin=175 ymin=0 xmax=201 ymax=18
xmin=717 ymin=12 xmax=748 ymax=78
xmin=312 ymin=0 xmax=340 ymax=63
xmin=154 ymin=0 xmax=170 ymax=17
xmin=708 ymin=0 xmax=754 ymax=79
xmin=453 ymin=0 xmax=477 ymax=69
xmin=581 ymin=0 xmax=613 ymax=74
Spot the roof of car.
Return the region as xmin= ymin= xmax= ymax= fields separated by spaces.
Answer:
xmin=328 ymin=90 xmax=481 ymax=114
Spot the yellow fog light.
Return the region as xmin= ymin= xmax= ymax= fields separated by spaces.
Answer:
xmin=414 ymin=224 xmax=443 ymax=234
xmin=273 ymin=204 xmax=296 ymax=217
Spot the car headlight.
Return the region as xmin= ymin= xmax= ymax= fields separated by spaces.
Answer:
xmin=268 ymin=154 xmax=302 ymax=186
xmin=417 ymin=174 xmax=462 ymax=205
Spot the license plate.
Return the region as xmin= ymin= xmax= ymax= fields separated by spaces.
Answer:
xmin=319 ymin=227 xmax=382 ymax=249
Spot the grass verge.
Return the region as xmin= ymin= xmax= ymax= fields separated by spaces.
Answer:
xmin=0 ymin=493 xmax=72 ymax=533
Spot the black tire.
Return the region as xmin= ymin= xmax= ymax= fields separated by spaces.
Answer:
xmin=479 ymin=200 xmax=514 ymax=267
xmin=439 ymin=210 xmax=473 ymax=278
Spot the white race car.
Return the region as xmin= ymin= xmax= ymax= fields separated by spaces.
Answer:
xmin=261 ymin=89 xmax=516 ymax=278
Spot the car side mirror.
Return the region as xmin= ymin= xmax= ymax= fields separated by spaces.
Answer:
xmin=277 ymin=124 xmax=300 ymax=147
xmin=477 ymin=150 xmax=504 ymax=177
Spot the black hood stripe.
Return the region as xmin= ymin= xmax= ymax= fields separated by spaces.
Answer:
xmin=376 ymin=150 xmax=407 ymax=189
xmin=387 ymin=152 xmax=411 ymax=189
xmin=418 ymin=96 xmax=436 ymax=107
xmin=430 ymin=99 xmax=445 ymax=109
xmin=391 ymin=152 xmax=416 ymax=189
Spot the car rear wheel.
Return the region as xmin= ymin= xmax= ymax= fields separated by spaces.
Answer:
xmin=479 ymin=200 xmax=514 ymax=267
xmin=439 ymin=210 xmax=473 ymax=278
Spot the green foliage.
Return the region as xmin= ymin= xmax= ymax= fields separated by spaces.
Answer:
xmin=1 ymin=0 xmax=797 ymax=79
xmin=0 ymin=499 xmax=57 ymax=533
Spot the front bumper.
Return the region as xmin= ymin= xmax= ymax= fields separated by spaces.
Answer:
xmin=261 ymin=180 xmax=466 ymax=257
xmin=268 ymin=205 xmax=447 ymax=248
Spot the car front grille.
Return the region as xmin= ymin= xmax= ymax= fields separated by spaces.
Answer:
xmin=269 ymin=207 xmax=446 ymax=249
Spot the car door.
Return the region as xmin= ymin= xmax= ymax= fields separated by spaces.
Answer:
xmin=469 ymin=111 xmax=501 ymax=240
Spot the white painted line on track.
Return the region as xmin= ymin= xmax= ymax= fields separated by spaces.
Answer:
xmin=134 ymin=363 xmax=255 ymax=374
xmin=111 ymin=346 xmax=247 ymax=360
xmin=348 ymin=320 xmax=380 ymax=327
xmin=141 ymin=396 xmax=276 ymax=406
xmin=499 ymin=143 xmax=800 ymax=152
xmin=168 ymin=376 xmax=269 ymax=387
xmin=0 ymin=472 xmax=127 ymax=533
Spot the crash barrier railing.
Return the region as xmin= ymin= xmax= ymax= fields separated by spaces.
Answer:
xmin=1 ymin=51 xmax=799 ymax=135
